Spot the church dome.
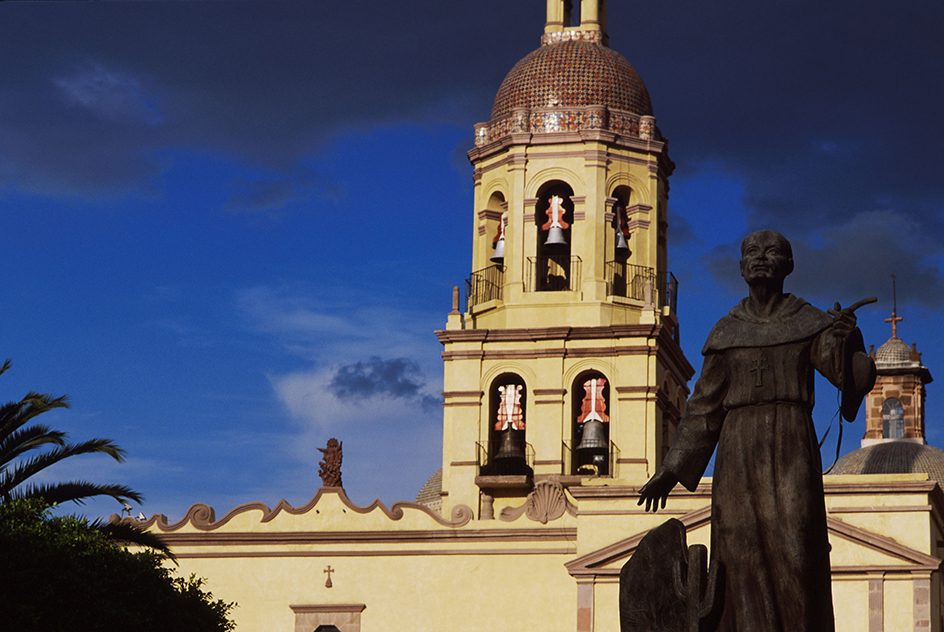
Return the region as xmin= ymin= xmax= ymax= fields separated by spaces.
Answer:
xmin=875 ymin=336 xmax=916 ymax=366
xmin=828 ymin=441 xmax=944 ymax=489
xmin=491 ymin=40 xmax=653 ymax=120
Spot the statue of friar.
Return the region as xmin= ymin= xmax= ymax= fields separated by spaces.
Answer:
xmin=638 ymin=229 xmax=876 ymax=631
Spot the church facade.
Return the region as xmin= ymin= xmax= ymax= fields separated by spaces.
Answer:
xmin=134 ymin=3 xmax=944 ymax=630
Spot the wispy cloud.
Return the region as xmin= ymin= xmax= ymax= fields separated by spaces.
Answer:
xmin=54 ymin=61 xmax=162 ymax=125
xmin=235 ymin=284 xmax=443 ymax=363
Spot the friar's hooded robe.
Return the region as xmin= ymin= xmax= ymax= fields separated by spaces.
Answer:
xmin=662 ymin=293 xmax=847 ymax=632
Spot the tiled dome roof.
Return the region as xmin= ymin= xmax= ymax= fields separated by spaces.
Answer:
xmin=491 ymin=40 xmax=653 ymax=120
xmin=875 ymin=336 xmax=916 ymax=366
xmin=415 ymin=467 xmax=442 ymax=514
xmin=828 ymin=441 xmax=944 ymax=489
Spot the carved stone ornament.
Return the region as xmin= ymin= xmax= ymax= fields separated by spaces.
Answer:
xmin=500 ymin=480 xmax=575 ymax=523
xmin=317 ymin=438 xmax=343 ymax=487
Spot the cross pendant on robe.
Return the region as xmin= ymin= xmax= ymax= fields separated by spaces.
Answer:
xmin=750 ymin=356 xmax=769 ymax=387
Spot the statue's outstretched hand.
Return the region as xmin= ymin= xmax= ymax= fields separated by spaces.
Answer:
xmin=827 ymin=297 xmax=876 ymax=335
xmin=637 ymin=466 xmax=679 ymax=512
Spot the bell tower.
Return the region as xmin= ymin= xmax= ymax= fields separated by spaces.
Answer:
xmin=436 ymin=0 xmax=693 ymax=518
xmin=861 ymin=309 xmax=933 ymax=446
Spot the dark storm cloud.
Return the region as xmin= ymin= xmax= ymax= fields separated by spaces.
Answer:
xmin=0 ymin=1 xmax=539 ymax=198
xmin=1 ymin=1 xmax=941 ymax=273
xmin=704 ymin=213 xmax=944 ymax=309
xmin=329 ymin=357 xmax=439 ymax=412
xmin=618 ymin=0 xmax=943 ymax=233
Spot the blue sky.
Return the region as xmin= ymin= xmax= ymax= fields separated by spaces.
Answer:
xmin=1 ymin=1 xmax=942 ymax=521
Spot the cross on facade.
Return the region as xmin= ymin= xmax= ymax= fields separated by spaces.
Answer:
xmin=324 ymin=565 xmax=334 ymax=588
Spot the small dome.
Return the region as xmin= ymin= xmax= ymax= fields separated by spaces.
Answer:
xmin=875 ymin=336 xmax=916 ymax=366
xmin=415 ymin=467 xmax=442 ymax=514
xmin=491 ymin=40 xmax=653 ymax=120
xmin=828 ymin=441 xmax=944 ymax=489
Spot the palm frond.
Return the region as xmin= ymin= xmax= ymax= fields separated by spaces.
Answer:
xmin=0 ymin=392 xmax=70 ymax=437
xmin=10 ymin=480 xmax=144 ymax=506
xmin=92 ymin=519 xmax=176 ymax=561
xmin=0 ymin=438 xmax=128 ymax=498
xmin=0 ymin=424 xmax=67 ymax=468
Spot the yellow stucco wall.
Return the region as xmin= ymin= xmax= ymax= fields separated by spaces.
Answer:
xmin=139 ymin=474 xmax=943 ymax=632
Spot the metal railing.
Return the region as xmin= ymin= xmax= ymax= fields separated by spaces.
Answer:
xmin=663 ymin=271 xmax=678 ymax=314
xmin=605 ymin=262 xmax=680 ymax=313
xmin=562 ymin=439 xmax=620 ymax=477
xmin=476 ymin=440 xmax=535 ymax=476
xmin=466 ymin=265 xmax=504 ymax=310
xmin=605 ymin=261 xmax=655 ymax=301
xmin=526 ymin=255 xmax=582 ymax=292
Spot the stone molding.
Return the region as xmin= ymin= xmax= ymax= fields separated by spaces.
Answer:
xmin=158 ymin=526 xmax=577 ymax=548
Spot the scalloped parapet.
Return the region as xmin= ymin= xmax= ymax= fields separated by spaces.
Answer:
xmin=113 ymin=487 xmax=474 ymax=534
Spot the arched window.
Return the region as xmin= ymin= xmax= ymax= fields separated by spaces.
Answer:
xmin=533 ymin=182 xmax=575 ymax=291
xmin=486 ymin=374 xmax=530 ymax=475
xmin=882 ymin=398 xmax=904 ymax=438
xmin=315 ymin=627 xmax=341 ymax=632
xmin=571 ymin=371 xmax=610 ymax=476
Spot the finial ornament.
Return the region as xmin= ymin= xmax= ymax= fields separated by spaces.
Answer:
xmin=317 ymin=438 xmax=343 ymax=487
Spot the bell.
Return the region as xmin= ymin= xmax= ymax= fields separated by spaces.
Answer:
xmin=544 ymin=226 xmax=568 ymax=246
xmin=490 ymin=238 xmax=505 ymax=263
xmin=494 ymin=428 xmax=525 ymax=461
xmin=575 ymin=419 xmax=608 ymax=475
xmin=491 ymin=428 xmax=528 ymax=475
xmin=615 ymin=228 xmax=630 ymax=253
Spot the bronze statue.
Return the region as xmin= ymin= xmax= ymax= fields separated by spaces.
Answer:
xmin=318 ymin=438 xmax=343 ymax=487
xmin=638 ymin=230 xmax=875 ymax=631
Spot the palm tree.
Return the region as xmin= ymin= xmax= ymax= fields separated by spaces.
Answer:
xmin=0 ymin=360 xmax=141 ymax=506
xmin=0 ymin=360 xmax=174 ymax=557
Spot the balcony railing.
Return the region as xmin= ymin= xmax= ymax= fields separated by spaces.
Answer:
xmin=526 ymin=255 xmax=582 ymax=292
xmin=664 ymin=271 xmax=678 ymax=314
xmin=562 ymin=439 xmax=620 ymax=477
xmin=475 ymin=440 xmax=535 ymax=476
xmin=466 ymin=265 xmax=504 ymax=310
xmin=606 ymin=262 xmax=680 ymax=312
xmin=605 ymin=261 xmax=654 ymax=301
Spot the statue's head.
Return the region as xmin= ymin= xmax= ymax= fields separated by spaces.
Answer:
xmin=739 ymin=230 xmax=794 ymax=285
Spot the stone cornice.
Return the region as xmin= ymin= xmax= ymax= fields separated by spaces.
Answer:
xmin=156 ymin=527 xmax=578 ymax=548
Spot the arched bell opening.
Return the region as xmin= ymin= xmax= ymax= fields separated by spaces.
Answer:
xmin=487 ymin=191 xmax=507 ymax=265
xmin=468 ymin=192 xmax=507 ymax=310
xmin=485 ymin=374 xmax=531 ymax=476
xmin=605 ymin=185 xmax=641 ymax=300
xmin=571 ymin=370 xmax=611 ymax=476
xmin=882 ymin=397 xmax=904 ymax=439
xmin=533 ymin=181 xmax=575 ymax=292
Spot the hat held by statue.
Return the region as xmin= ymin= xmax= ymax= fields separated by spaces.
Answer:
xmin=840 ymin=328 xmax=876 ymax=422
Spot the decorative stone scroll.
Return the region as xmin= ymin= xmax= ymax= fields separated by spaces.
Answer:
xmin=500 ymin=481 xmax=576 ymax=523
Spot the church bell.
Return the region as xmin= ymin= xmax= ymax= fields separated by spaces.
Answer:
xmin=494 ymin=427 xmax=525 ymax=461
xmin=575 ymin=419 xmax=608 ymax=475
xmin=492 ymin=428 xmax=528 ymax=475
xmin=544 ymin=226 xmax=568 ymax=247
xmin=615 ymin=227 xmax=630 ymax=252
xmin=490 ymin=237 xmax=505 ymax=263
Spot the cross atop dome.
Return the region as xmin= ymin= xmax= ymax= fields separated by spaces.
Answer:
xmin=543 ymin=0 xmax=608 ymax=45
xmin=885 ymin=309 xmax=903 ymax=339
